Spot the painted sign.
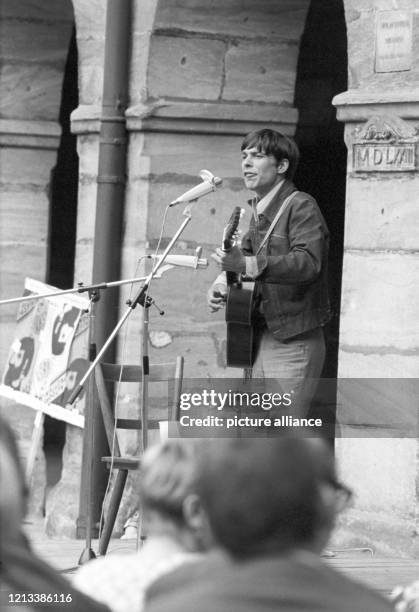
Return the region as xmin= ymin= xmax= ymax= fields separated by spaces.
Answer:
xmin=375 ymin=10 xmax=413 ymax=73
xmin=0 ymin=278 xmax=89 ymax=427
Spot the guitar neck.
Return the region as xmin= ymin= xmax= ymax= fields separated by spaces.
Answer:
xmin=222 ymin=206 xmax=243 ymax=287
xmin=223 ymin=244 xmax=239 ymax=286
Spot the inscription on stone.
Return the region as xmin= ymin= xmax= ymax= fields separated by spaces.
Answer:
xmin=353 ymin=143 xmax=415 ymax=172
xmin=375 ymin=10 xmax=413 ymax=73
xmin=353 ymin=115 xmax=417 ymax=173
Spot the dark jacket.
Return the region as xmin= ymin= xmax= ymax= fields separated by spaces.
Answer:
xmin=241 ymin=179 xmax=331 ymax=340
xmin=145 ymin=550 xmax=393 ymax=612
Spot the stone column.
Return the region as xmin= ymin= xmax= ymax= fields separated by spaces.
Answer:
xmin=333 ymin=0 xmax=419 ymax=556
xmin=45 ymin=0 xmax=107 ymax=536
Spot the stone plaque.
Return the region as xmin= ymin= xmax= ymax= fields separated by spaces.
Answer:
xmin=353 ymin=115 xmax=417 ymax=173
xmin=353 ymin=143 xmax=415 ymax=172
xmin=375 ymin=10 xmax=413 ymax=73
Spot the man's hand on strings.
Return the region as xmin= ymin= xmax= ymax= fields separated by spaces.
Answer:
xmin=211 ymin=246 xmax=246 ymax=274
xmin=207 ymin=281 xmax=228 ymax=312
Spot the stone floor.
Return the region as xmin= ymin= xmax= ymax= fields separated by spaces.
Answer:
xmin=24 ymin=518 xmax=419 ymax=600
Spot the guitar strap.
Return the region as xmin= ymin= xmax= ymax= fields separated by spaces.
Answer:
xmin=256 ymin=190 xmax=299 ymax=255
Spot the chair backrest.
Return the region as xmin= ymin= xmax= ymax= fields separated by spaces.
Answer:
xmin=95 ymin=356 xmax=184 ymax=455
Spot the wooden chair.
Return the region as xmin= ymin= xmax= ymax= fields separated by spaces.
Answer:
xmin=94 ymin=356 xmax=184 ymax=554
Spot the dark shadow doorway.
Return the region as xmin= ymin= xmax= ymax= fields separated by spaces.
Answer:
xmin=293 ymin=0 xmax=347 ymax=435
xmin=43 ymin=27 xmax=79 ymax=502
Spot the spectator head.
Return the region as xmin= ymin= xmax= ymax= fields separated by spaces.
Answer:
xmin=139 ymin=439 xmax=212 ymax=552
xmin=196 ymin=437 xmax=348 ymax=559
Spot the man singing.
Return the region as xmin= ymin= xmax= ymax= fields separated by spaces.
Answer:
xmin=209 ymin=128 xmax=331 ymax=417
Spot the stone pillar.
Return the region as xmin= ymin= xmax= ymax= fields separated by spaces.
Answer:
xmin=0 ymin=0 xmax=74 ymax=515
xmin=71 ymin=0 xmax=107 ymax=283
xmin=45 ymin=0 xmax=107 ymax=537
xmin=332 ymin=0 xmax=419 ymax=556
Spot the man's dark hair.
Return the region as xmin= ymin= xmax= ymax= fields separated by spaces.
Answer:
xmin=241 ymin=128 xmax=300 ymax=180
xmin=196 ymin=437 xmax=335 ymax=559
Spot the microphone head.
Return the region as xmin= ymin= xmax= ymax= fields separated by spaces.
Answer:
xmin=169 ymin=170 xmax=223 ymax=206
xmin=199 ymin=169 xmax=222 ymax=187
xmin=199 ymin=169 xmax=214 ymax=182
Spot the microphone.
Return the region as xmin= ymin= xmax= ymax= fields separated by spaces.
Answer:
xmin=151 ymin=247 xmax=208 ymax=269
xmin=169 ymin=169 xmax=222 ymax=206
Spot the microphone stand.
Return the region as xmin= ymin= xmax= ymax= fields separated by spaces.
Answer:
xmin=66 ymin=202 xmax=195 ymax=553
xmin=67 ymin=203 xmax=195 ymax=407
xmin=79 ymin=288 xmax=99 ymax=563
xmin=0 ymin=276 xmax=151 ymax=306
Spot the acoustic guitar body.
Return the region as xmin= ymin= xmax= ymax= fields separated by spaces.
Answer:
xmin=225 ymin=282 xmax=257 ymax=368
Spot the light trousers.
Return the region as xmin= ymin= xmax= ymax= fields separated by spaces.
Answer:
xmin=252 ymin=326 xmax=326 ymax=418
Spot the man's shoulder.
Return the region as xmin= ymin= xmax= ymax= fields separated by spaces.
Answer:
xmin=145 ymin=552 xmax=393 ymax=612
xmin=270 ymin=183 xmax=320 ymax=216
xmin=302 ymin=555 xmax=393 ymax=611
xmin=286 ymin=189 xmax=329 ymax=231
xmin=145 ymin=551 xmax=226 ymax=604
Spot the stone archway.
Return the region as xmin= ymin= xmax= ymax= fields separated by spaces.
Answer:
xmin=0 ymin=0 xmax=75 ymax=363
xmin=0 ymin=0 xmax=76 ymax=517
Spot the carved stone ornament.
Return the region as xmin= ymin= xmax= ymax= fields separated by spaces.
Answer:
xmin=353 ymin=115 xmax=417 ymax=172
xmin=354 ymin=115 xmax=417 ymax=143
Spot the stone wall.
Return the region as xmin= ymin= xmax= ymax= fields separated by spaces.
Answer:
xmin=0 ymin=0 xmax=75 ymax=514
xmin=333 ymin=0 xmax=419 ymax=556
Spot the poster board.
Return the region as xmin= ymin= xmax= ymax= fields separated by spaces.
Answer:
xmin=0 ymin=278 xmax=90 ymax=428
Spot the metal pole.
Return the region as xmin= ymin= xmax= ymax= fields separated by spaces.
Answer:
xmin=77 ymin=0 xmax=132 ymax=541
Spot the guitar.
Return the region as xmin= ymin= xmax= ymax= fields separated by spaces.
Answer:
xmin=222 ymin=208 xmax=258 ymax=368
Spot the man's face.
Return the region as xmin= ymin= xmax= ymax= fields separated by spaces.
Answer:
xmin=241 ymin=146 xmax=286 ymax=198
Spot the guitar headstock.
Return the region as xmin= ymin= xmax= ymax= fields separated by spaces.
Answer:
xmin=222 ymin=207 xmax=243 ymax=251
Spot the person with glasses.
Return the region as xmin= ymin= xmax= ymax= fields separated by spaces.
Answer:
xmin=144 ymin=437 xmax=392 ymax=612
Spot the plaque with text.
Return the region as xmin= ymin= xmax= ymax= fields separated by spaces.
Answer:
xmin=352 ymin=115 xmax=417 ymax=173
xmin=353 ymin=143 xmax=415 ymax=172
xmin=375 ymin=10 xmax=413 ymax=73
